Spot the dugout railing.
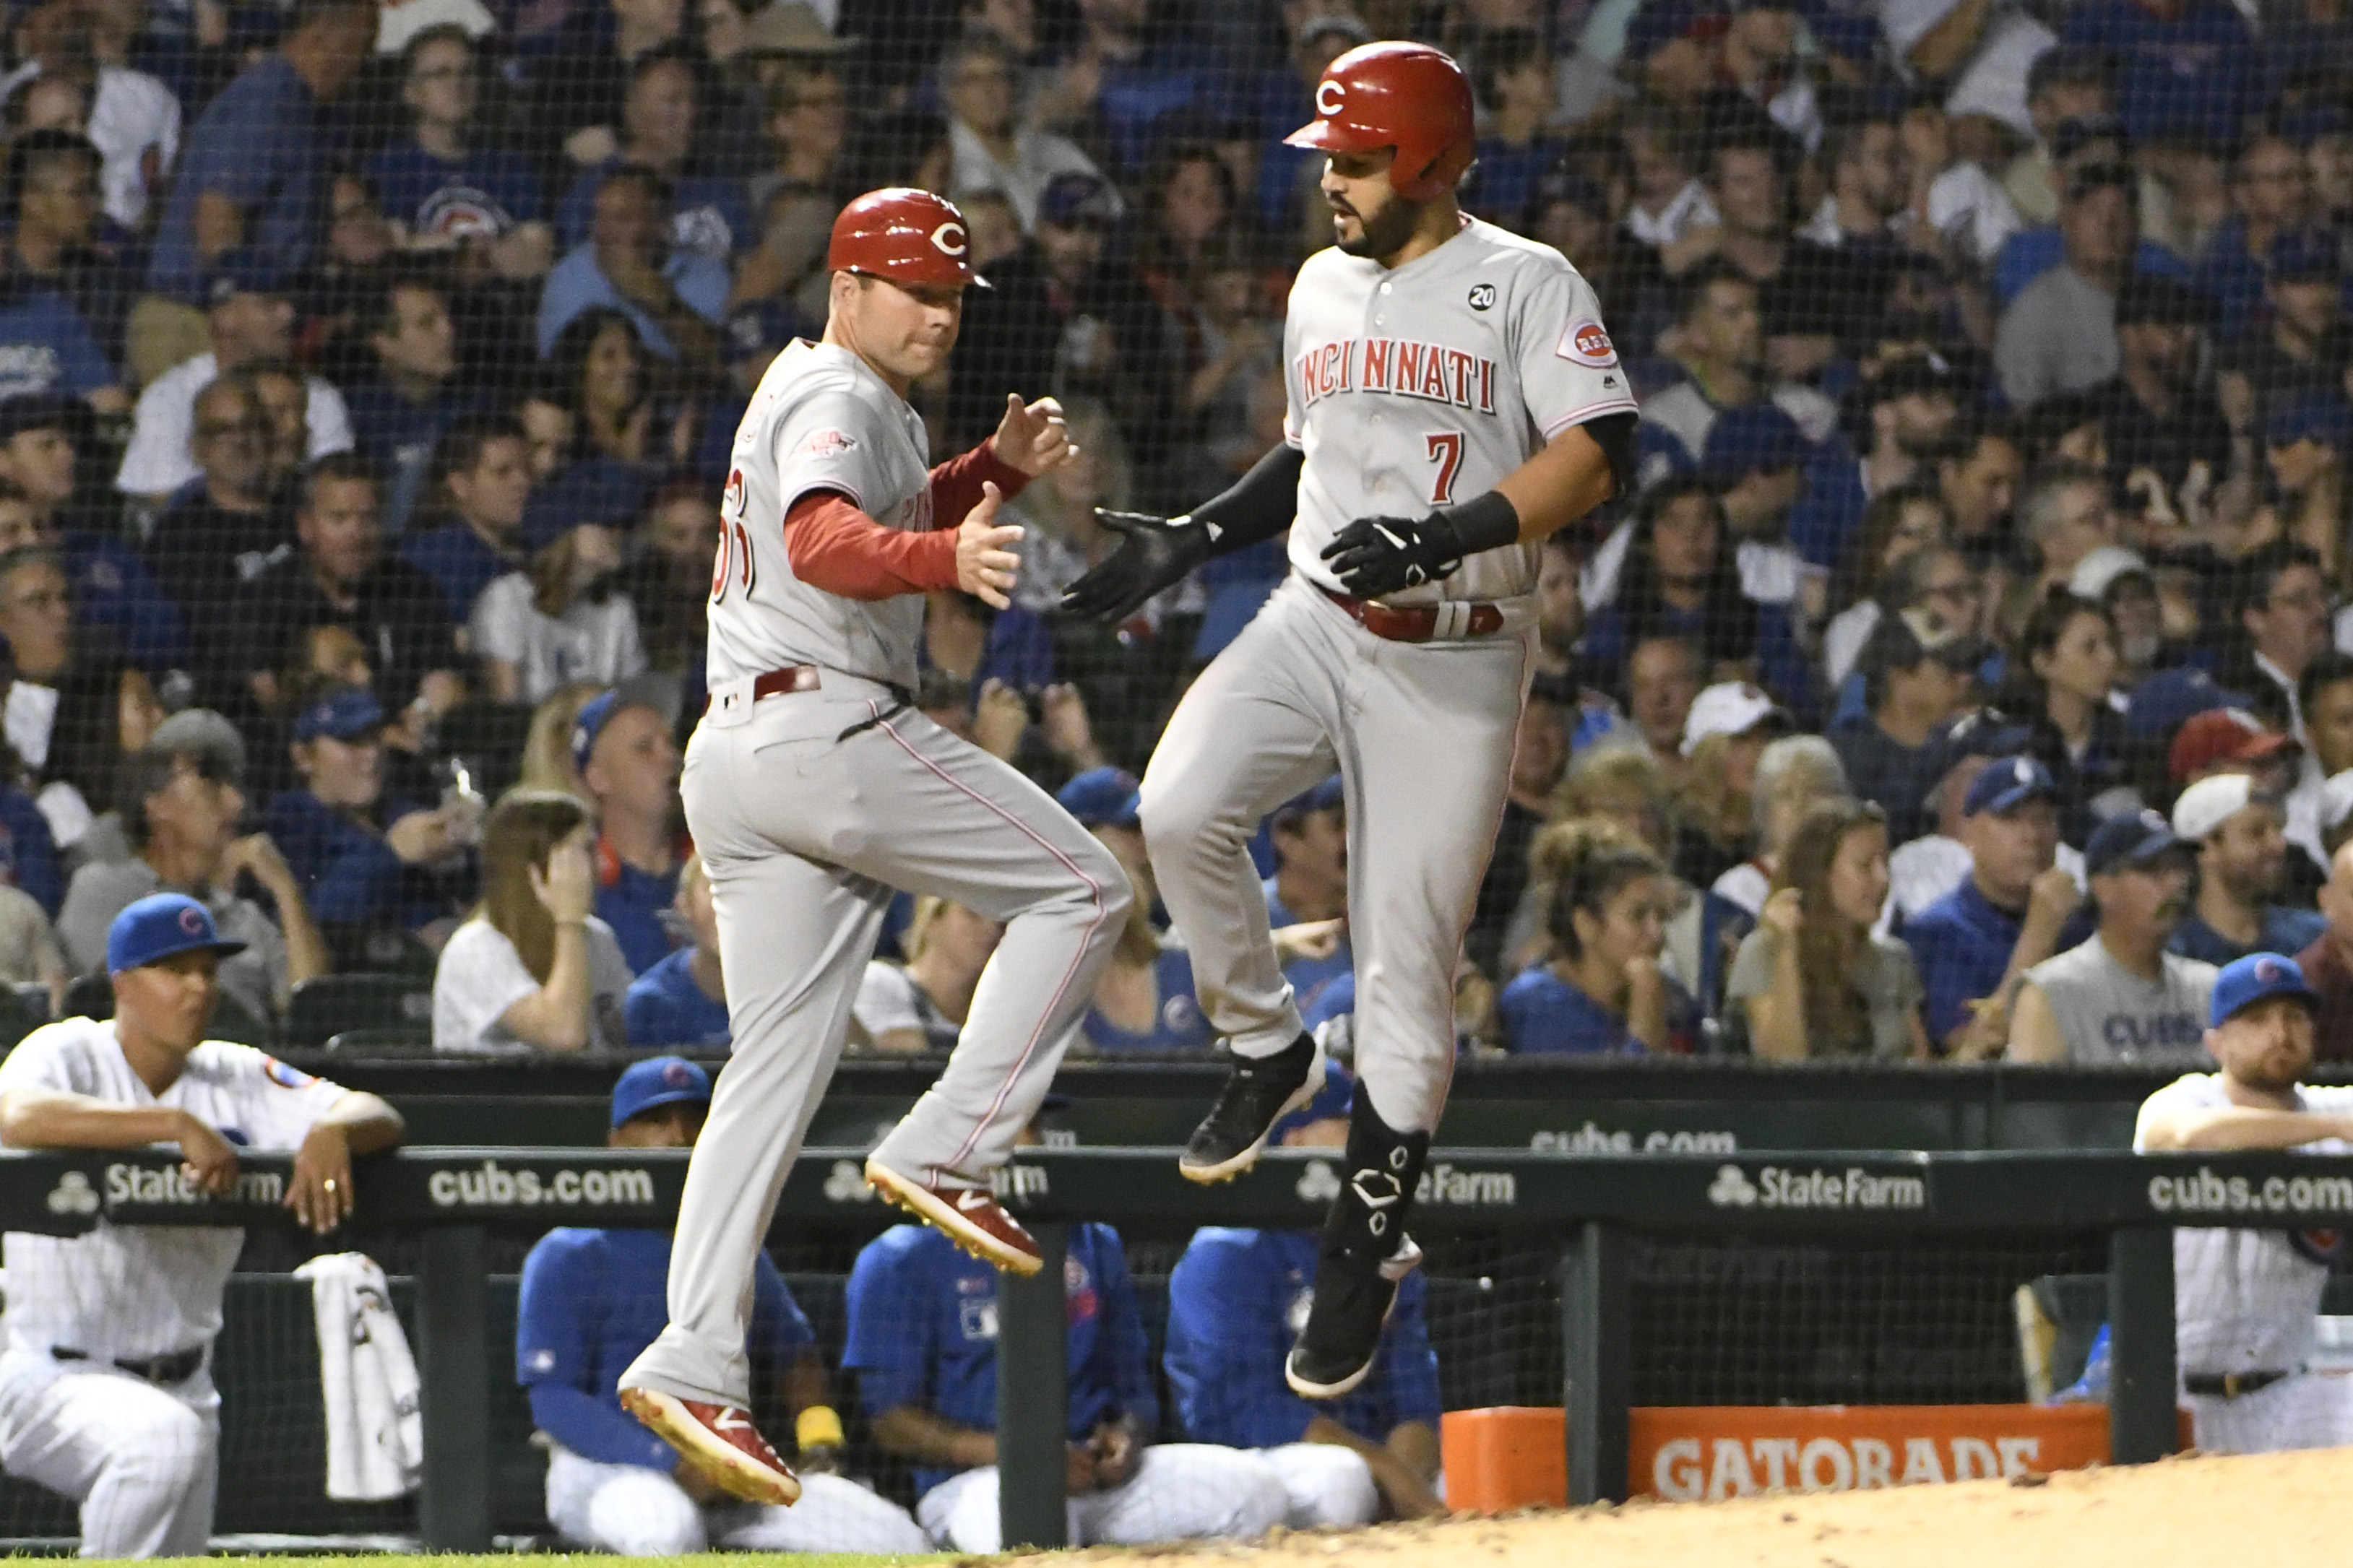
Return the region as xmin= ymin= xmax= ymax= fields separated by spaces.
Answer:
xmin=3 ymin=1145 xmax=2350 ymax=1550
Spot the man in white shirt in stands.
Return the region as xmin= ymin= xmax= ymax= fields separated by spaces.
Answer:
xmin=0 ymin=893 xmax=403 ymax=1557
xmin=2134 ymin=951 xmax=2353 ymax=1455
xmin=115 ymin=264 xmax=353 ymax=506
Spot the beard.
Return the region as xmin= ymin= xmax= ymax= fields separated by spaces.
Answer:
xmin=1335 ymin=192 xmax=1422 ymax=259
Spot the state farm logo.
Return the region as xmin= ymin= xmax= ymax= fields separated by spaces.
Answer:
xmin=1292 ymin=1158 xmax=1515 ymax=1205
xmin=1709 ymin=1164 xmax=1926 ymax=1211
xmin=46 ymin=1171 xmax=97 ymax=1217
xmin=1708 ymin=1164 xmax=1758 ymax=1208
xmin=824 ymin=1160 xmax=875 ymax=1203
xmin=1296 ymin=1159 xmax=1343 ymax=1203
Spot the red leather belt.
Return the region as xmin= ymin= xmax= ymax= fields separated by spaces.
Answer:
xmin=752 ymin=665 xmax=822 ymax=700
xmin=1317 ymin=583 xmax=1504 ymax=642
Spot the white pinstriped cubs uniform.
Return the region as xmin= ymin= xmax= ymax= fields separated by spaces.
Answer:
xmin=2134 ymin=1073 xmax=2353 ymax=1454
xmin=0 ymin=1020 xmax=352 ymax=1558
xmin=1141 ymin=216 xmax=1636 ymax=1134
xmin=622 ymin=339 xmax=1128 ymax=1413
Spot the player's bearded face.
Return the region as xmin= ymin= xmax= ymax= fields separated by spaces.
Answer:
xmin=1324 ymin=152 xmax=1420 ymax=259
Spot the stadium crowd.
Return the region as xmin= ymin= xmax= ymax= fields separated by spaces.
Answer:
xmin=0 ymin=0 xmax=2335 ymax=1068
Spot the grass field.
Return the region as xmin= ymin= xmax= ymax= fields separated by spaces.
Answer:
xmin=190 ymin=1558 xmax=954 ymax=1567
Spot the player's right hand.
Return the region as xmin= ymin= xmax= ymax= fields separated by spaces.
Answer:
xmin=175 ymin=1111 xmax=239 ymax=1197
xmin=956 ymin=480 xmax=1025 ymax=610
xmin=1061 ymin=509 xmax=1212 ymax=624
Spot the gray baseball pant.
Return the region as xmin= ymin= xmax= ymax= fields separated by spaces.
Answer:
xmin=1139 ymin=576 xmax=1530 ymax=1134
xmin=623 ymin=672 xmax=1130 ymax=1408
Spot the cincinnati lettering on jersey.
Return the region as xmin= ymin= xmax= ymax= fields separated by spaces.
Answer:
xmin=1296 ymin=339 xmax=1498 ymax=415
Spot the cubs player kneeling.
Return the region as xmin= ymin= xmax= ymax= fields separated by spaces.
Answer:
xmin=1064 ymin=40 xmax=1636 ymax=1397
xmin=519 ymin=1057 xmax=927 ymax=1555
xmin=0 ymin=893 xmax=402 ymax=1559
xmin=2135 ymin=952 xmax=2353 ymax=1454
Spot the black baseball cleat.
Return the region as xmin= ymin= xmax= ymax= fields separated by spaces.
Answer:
xmin=1285 ymin=1236 xmax=1423 ymax=1399
xmin=1177 ymin=1029 xmax=1326 ymax=1184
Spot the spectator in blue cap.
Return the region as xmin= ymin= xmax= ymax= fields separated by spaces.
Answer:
xmin=516 ymin=1054 xmax=928 ymax=1552
xmin=571 ymin=679 xmax=684 ymax=974
xmin=1620 ymin=0 xmax=1723 ymax=115
xmin=2255 ymin=392 xmax=2353 ymax=571
xmin=2093 ymin=272 xmax=2229 ymax=508
xmin=468 ymin=500 xmax=648 ymax=708
xmin=1165 ymin=1062 xmax=1443 ymax=1529
xmin=265 ymin=685 xmax=476 ymax=937
xmin=2215 ymin=229 xmax=2343 ymax=417
xmin=2008 ymin=810 xmax=2216 ymax=1063
xmin=1701 ymin=402 xmax=1809 ymax=551
xmin=1905 ymin=754 xmax=2095 ymax=1057
xmin=1265 ymin=777 xmax=1350 ymax=1021
xmin=2132 ymin=950 xmax=2353 ymax=1457
xmin=691 ymin=300 xmax=803 ymax=480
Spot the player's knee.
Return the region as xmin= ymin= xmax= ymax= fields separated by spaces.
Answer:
xmin=1137 ymin=776 xmax=1227 ymax=861
xmin=107 ymin=1400 xmax=211 ymax=1494
xmin=585 ymin=1469 xmax=704 ymax=1556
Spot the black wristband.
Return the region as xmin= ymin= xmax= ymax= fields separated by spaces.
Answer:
xmin=1437 ymin=490 xmax=1521 ymax=556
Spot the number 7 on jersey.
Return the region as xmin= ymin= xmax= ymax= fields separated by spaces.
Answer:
xmin=1425 ymin=432 xmax=1463 ymax=505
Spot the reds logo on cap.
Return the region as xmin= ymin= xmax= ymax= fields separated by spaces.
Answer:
xmin=931 ymin=221 xmax=968 ymax=258
xmin=1316 ymin=78 xmax=1346 ymax=116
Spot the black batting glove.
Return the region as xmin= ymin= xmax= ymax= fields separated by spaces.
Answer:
xmin=1060 ymin=510 xmax=1212 ymax=624
xmin=1320 ymin=511 xmax=1468 ymax=599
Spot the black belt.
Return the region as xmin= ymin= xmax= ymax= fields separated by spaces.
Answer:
xmin=2183 ymin=1368 xmax=2292 ymax=1398
xmin=52 ymin=1346 xmax=203 ymax=1385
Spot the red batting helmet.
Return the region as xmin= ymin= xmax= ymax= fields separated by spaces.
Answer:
xmin=826 ymin=188 xmax=990 ymax=290
xmin=1286 ymin=41 xmax=1476 ymax=202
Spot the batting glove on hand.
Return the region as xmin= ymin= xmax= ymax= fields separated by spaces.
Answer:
xmin=1061 ymin=509 xmax=1212 ymax=624
xmin=1320 ymin=511 xmax=1467 ymax=598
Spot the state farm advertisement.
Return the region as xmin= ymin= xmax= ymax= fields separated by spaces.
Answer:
xmin=1631 ymin=1405 xmax=2115 ymax=1500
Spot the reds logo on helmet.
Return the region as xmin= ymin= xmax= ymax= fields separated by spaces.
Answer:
xmin=1316 ymin=78 xmax=1346 ymax=116
xmin=931 ymin=221 xmax=969 ymax=258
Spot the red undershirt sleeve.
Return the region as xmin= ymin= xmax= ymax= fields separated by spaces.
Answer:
xmin=928 ymin=439 xmax=1031 ymax=527
xmin=782 ymin=491 xmax=960 ymax=599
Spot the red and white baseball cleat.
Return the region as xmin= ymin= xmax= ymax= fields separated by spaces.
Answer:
xmin=865 ymin=1158 xmax=1043 ymax=1275
xmin=619 ymin=1386 xmax=803 ymax=1506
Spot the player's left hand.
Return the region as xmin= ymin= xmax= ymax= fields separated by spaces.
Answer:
xmin=289 ymin=1122 xmax=356 ymax=1234
xmin=1321 ymin=511 xmax=1466 ymax=598
xmin=991 ymin=393 xmax=1077 ymax=477
xmin=1090 ymin=1417 xmax=1141 ymax=1489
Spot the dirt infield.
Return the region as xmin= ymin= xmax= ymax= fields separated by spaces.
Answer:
xmin=994 ymin=1448 xmax=2351 ymax=1567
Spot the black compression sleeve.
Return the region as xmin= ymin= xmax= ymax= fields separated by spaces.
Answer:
xmin=1583 ymin=412 xmax=1639 ymax=501
xmin=1186 ymin=443 xmax=1305 ymax=558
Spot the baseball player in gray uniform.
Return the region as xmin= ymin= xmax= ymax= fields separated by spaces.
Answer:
xmin=1063 ymin=40 xmax=1638 ymax=1397
xmin=618 ymin=187 xmax=1132 ymax=1507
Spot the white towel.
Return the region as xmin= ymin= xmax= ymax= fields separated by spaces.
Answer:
xmin=295 ymin=1252 xmax=425 ymax=1501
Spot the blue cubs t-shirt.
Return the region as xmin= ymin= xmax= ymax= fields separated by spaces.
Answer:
xmin=842 ymin=1222 xmax=1153 ymax=1499
xmin=366 ymin=141 xmax=545 ymax=239
xmin=597 ymin=857 xmax=681 ymax=976
xmin=0 ymin=288 xmax=116 ymax=399
xmin=1498 ymin=964 xmax=1697 ymax=1055
xmin=625 ymin=947 xmax=731 ymax=1049
xmin=1167 ymin=1227 xmax=1441 ymax=1450
xmin=1083 ymin=945 xmax=1214 ymax=1052
xmin=517 ymin=1227 xmax=811 ymax=1469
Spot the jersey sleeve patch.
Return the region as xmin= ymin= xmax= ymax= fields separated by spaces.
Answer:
xmin=799 ymin=428 xmax=859 ymax=457
xmin=1558 ymin=319 xmax=1619 ymax=368
xmin=263 ymin=1055 xmax=317 ymax=1090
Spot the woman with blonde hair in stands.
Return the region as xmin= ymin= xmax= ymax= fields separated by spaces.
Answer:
xmin=849 ymin=895 xmax=1003 ymax=1054
xmin=1727 ymin=797 xmax=1929 ymax=1062
xmin=1669 ymin=682 xmax=1793 ymax=890
xmin=433 ymin=789 xmax=634 ymax=1054
xmin=1710 ymin=734 xmax=1852 ymax=917
xmin=515 ymin=682 xmax=605 ymax=802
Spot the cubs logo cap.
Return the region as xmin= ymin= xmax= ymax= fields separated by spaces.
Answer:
xmin=2083 ymin=810 xmax=2185 ymax=876
xmin=612 ymin=1055 xmax=713 ymax=1128
xmin=2210 ymin=953 xmax=2320 ymax=1028
xmin=107 ymin=893 xmax=248 ymax=975
xmin=571 ymin=675 xmax=683 ymax=778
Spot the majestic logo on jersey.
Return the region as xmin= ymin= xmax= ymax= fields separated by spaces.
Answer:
xmin=1467 ymin=283 xmax=1495 ymax=311
xmin=931 ymin=221 xmax=969 ymax=258
xmin=800 ymin=428 xmax=859 ymax=457
xmin=1560 ymin=318 xmax=1618 ymax=368
xmin=1295 ymin=339 xmax=1498 ymax=415
xmin=1316 ymin=78 xmax=1346 ymax=116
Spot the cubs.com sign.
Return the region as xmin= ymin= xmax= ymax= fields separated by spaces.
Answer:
xmin=1633 ymin=1405 xmax=2120 ymax=1501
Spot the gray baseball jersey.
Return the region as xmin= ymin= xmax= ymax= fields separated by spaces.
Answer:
xmin=707 ymin=339 xmax=935 ymax=692
xmin=1281 ymin=215 xmax=1637 ymax=605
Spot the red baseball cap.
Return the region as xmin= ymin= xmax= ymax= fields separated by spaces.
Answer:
xmin=2166 ymin=707 xmax=2297 ymax=784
